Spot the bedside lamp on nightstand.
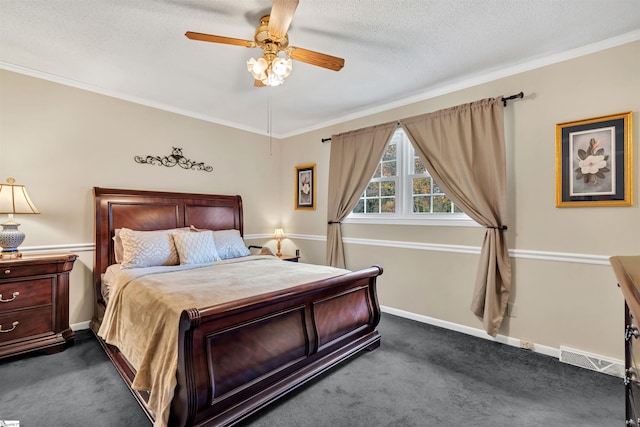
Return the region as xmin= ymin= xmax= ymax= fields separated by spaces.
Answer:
xmin=0 ymin=177 xmax=40 ymax=259
xmin=273 ymin=228 xmax=285 ymax=257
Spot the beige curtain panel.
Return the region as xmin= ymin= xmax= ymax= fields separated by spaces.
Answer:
xmin=400 ymin=98 xmax=511 ymax=336
xmin=326 ymin=123 xmax=396 ymax=268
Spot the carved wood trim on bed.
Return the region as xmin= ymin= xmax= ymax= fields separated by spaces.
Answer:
xmin=90 ymin=187 xmax=382 ymax=427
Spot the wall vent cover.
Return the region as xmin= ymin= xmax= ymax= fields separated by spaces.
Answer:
xmin=559 ymin=346 xmax=624 ymax=377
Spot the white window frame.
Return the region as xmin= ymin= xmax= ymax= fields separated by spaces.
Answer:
xmin=346 ymin=128 xmax=479 ymax=227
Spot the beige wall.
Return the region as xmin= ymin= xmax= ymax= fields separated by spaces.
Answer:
xmin=1 ymin=41 xmax=638 ymax=362
xmin=0 ymin=70 xmax=282 ymax=324
xmin=280 ymin=41 xmax=640 ymax=360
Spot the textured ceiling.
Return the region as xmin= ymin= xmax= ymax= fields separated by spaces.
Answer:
xmin=1 ymin=0 xmax=639 ymax=137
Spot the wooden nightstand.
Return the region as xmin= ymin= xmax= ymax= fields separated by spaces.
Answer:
xmin=0 ymin=253 xmax=77 ymax=359
xmin=278 ymin=254 xmax=300 ymax=262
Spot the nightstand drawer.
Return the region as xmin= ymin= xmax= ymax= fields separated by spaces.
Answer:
xmin=0 ymin=306 xmax=53 ymax=343
xmin=0 ymin=278 xmax=53 ymax=310
xmin=1 ymin=262 xmax=60 ymax=279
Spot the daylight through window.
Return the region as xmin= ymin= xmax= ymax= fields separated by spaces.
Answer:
xmin=350 ymin=128 xmax=467 ymax=224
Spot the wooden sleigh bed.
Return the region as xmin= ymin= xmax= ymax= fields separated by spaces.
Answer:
xmin=89 ymin=187 xmax=383 ymax=427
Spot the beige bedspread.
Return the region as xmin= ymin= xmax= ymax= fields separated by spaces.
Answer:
xmin=97 ymin=255 xmax=349 ymax=427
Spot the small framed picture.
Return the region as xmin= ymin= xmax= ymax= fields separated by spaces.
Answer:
xmin=555 ymin=111 xmax=633 ymax=207
xmin=295 ymin=163 xmax=316 ymax=210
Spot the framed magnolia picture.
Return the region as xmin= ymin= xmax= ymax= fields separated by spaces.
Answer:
xmin=295 ymin=163 xmax=316 ymax=210
xmin=555 ymin=111 xmax=633 ymax=207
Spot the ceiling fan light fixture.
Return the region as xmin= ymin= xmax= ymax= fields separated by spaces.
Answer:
xmin=263 ymin=69 xmax=284 ymax=86
xmin=271 ymin=57 xmax=292 ymax=78
xmin=247 ymin=57 xmax=268 ymax=79
xmin=187 ymin=1 xmax=345 ymax=89
xmin=248 ymin=54 xmax=291 ymax=86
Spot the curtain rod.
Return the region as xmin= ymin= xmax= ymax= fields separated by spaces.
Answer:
xmin=321 ymin=92 xmax=524 ymax=143
xmin=501 ymin=91 xmax=524 ymax=107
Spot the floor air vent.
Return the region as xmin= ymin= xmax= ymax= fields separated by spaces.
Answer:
xmin=559 ymin=346 xmax=624 ymax=377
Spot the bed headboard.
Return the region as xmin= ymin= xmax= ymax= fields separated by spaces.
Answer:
xmin=93 ymin=187 xmax=244 ymax=304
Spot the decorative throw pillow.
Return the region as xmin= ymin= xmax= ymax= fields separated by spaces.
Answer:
xmin=172 ymin=230 xmax=220 ymax=265
xmin=119 ymin=228 xmax=180 ymax=269
xmin=213 ymin=229 xmax=250 ymax=260
xmin=114 ymin=227 xmax=188 ymax=264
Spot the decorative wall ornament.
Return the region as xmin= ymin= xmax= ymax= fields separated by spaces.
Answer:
xmin=134 ymin=147 xmax=213 ymax=172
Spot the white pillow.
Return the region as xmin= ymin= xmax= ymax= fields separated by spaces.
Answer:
xmin=119 ymin=228 xmax=179 ymax=269
xmin=213 ymin=229 xmax=250 ymax=260
xmin=172 ymin=230 xmax=220 ymax=265
xmin=113 ymin=227 xmax=188 ymax=263
xmin=113 ymin=229 xmax=125 ymax=263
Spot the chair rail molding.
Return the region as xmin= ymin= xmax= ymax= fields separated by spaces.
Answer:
xmin=22 ymin=236 xmax=612 ymax=266
xmin=287 ymin=234 xmax=611 ymax=266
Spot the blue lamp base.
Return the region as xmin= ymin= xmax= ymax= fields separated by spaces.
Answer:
xmin=0 ymin=220 xmax=25 ymax=259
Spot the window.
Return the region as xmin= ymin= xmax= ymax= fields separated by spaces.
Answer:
xmin=353 ymin=135 xmax=398 ymax=214
xmin=349 ymin=128 xmax=473 ymax=226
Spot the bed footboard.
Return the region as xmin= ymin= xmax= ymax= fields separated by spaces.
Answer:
xmin=172 ymin=265 xmax=383 ymax=427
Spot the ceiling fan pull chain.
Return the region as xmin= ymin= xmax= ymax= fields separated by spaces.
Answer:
xmin=267 ymin=89 xmax=272 ymax=156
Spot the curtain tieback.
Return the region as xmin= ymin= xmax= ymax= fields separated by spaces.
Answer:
xmin=328 ymin=221 xmax=341 ymax=224
xmin=487 ymin=225 xmax=508 ymax=230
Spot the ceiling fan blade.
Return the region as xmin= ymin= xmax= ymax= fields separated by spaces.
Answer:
xmin=268 ymin=0 xmax=299 ymax=38
xmin=287 ymin=46 xmax=344 ymax=71
xmin=185 ymin=31 xmax=255 ymax=48
xmin=254 ymin=79 xmax=266 ymax=87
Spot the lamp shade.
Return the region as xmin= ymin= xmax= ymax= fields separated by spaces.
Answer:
xmin=0 ymin=178 xmax=40 ymax=214
xmin=273 ymin=228 xmax=286 ymax=239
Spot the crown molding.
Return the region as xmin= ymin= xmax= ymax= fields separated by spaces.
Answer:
xmin=2 ymin=30 xmax=638 ymax=139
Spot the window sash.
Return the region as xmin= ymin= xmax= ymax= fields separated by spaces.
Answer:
xmin=349 ymin=128 xmax=471 ymax=224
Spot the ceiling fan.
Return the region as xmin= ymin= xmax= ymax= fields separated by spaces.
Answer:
xmin=185 ymin=0 xmax=344 ymax=87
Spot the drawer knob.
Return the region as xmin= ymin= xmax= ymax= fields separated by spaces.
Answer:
xmin=0 ymin=321 xmax=19 ymax=333
xmin=0 ymin=291 xmax=19 ymax=303
xmin=3 ymin=269 xmax=9 ymax=274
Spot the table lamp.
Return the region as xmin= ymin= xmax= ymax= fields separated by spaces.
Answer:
xmin=273 ymin=228 xmax=285 ymax=257
xmin=0 ymin=178 xmax=40 ymax=259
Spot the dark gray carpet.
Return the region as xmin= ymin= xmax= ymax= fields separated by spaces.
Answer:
xmin=242 ymin=314 xmax=623 ymax=427
xmin=0 ymin=331 xmax=150 ymax=426
xmin=0 ymin=314 xmax=622 ymax=426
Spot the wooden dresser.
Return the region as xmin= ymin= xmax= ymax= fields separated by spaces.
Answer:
xmin=610 ymin=255 xmax=640 ymax=426
xmin=0 ymin=253 xmax=77 ymax=359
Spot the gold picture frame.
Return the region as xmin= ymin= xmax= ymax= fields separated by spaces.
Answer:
xmin=295 ymin=163 xmax=316 ymax=210
xmin=555 ymin=111 xmax=633 ymax=207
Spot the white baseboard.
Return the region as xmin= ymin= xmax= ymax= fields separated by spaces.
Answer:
xmin=71 ymin=321 xmax=91 ymax=331
xmin=381 ymin=305 xmax=560 ymax=355
xmin=380 ymin=305 xmax=624 ymax=377
xmin=381 ymin=306 xmax=549 ymax=357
